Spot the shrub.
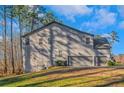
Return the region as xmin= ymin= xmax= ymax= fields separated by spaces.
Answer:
xmin=107 ymin=60 xmax=124 ymax=66
xmin=55 ymin=60 xmax=66 ymax=66
xmin=107 ymin=60 xmax=116 ymax=66
xmin=115 ymin=62 xmax=124 ymax=66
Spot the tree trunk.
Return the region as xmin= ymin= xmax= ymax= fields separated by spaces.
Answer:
xmin=3 ymin=6 xmax=7 ymax=74
xmin=10 ymin=6 xmax=15 ymax=73
xmin=19 ymin=14 xmax=23 ymax=73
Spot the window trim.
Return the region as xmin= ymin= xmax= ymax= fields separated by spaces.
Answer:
xmin=39 ymin=38 xmax=43 ymax=45
xmin=86 ymin=37 xmax=90 ymax=44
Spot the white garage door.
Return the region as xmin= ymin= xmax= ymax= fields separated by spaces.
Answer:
xmin=68 ymin=56 xmax=93 ymax=67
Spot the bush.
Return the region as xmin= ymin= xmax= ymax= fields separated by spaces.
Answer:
xmin=107 ymin=60 xmax=116 ymax=66
xmin=107 ymin=60 xmax=124 ymax=66
xmin=115 ymin=62 xmax=124 ymax=66
xmin=55 ymin=60 xmax=66 ymax=66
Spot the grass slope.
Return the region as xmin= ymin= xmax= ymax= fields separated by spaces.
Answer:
xmin=0 ymin=67 xmax=124 ymax=87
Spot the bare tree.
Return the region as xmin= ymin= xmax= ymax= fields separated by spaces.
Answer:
xmin=3 ymin=6 xmax=7 ymax=73
xmin=0 ymin=5 xmax=60 ymax=75
xmin=10 ymin=6 xmax=15 ymax=73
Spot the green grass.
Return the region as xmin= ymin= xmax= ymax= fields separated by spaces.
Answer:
xmin=1 ymin=66 xmax=124 ymax=87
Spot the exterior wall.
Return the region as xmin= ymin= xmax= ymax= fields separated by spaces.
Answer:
xmin=51 ymin=23 xmax=95 ymax=66
xmin=22 ymin=23 xmax=111 ymax=72
xmin=23 ymin=28 xmax=51 ymax=72
xmin=23 ymin=23 xmax=96 ymax=72
xmin=95 ymin=48 xmax=111 ymax=66
xmin=96 ymin=49 xmax=111 ymax=57
xmin=68 ymin=56 xmax=93 ymax=67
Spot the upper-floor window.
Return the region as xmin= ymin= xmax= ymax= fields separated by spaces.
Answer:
xmin=39 ymin=38 xmax=43 ymax=45
xmin=48 ymin=37 xmax=50 ymax=44
xmin=58 ymin=50 xmax=62 ymax=57
xmin=86 ymin=38 xmax=90 ymax=44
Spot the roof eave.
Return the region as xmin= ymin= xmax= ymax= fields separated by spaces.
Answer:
xmin=22 ymin=21 xmax=94 ymax=38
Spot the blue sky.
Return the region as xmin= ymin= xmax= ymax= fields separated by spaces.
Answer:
xmin=44 ymin=5 xmax=124 ymax=55
xmin=0 ymin=5 xmax=124 ymax=55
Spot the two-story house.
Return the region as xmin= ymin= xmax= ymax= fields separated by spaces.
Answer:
xmin=22 ymin=21 xmax=111 ymax=72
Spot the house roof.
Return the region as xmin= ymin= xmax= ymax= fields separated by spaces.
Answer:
xmin=22 ymin=21 xmax=94 ymax=38
xmin=94 ymin=37 xmax=111 ymax=49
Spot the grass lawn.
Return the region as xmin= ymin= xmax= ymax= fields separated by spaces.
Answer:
xmin=1 ymin=66 xmax=124 ymax=87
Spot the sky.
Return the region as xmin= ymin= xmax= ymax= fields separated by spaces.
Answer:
xmin=0 ymin=5 xmax=124 ymax=55
xmin=44 ymin=5 xmax=124 ymax=55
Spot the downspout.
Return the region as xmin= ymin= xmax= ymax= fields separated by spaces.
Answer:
xmin=49 ymin=28 xmax=54 ymax=66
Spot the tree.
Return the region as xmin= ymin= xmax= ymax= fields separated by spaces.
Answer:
xmin=11 ymin=5 xmax=47 ymax=73
xmin=3 ymin=6 xmax=7 ymax=73
xmin=5 ymin=5 xmax=17 ymax=74
xmin=28 ymin=5 xmax=38 ymax=31
xmin=0 ymin=5 xmax=60 ymax=74
xmin=12 ymin=5 xmax=30 ymax=73
xmin=95 ymin=31 xmax=119 ymax=58
xmin=41 ymin=11 xmax=56 ymax=25
xmin=108 ymin=31 xmax=119 ymax=58
xmin=10 ymin=6 xmax=15 ymax=73
xmin=96 ymin=31 xmax=119 ymax=47
xmin=109 ymin=31 xmax=119 ymax=46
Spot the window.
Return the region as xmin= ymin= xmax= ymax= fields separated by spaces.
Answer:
xmin=55 ymin=49 xmax=62 ymax=57
xmin=58 ymin=50 xmax=62 ymax=57
xmin=25 ymin=38 xmax=29 ymax=45
xmin=48 ymin=37 xmax=50 ymax=44
xmin=39 ymin=38 xmax=43 ymax=45
xmin=86 ymin=38 xmax=90 ymax=44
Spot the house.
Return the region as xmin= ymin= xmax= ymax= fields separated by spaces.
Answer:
xmin=22 ymin=21 xmax=111 ymax=72
xmin=114 ymin=54 xmax=124 ymax=64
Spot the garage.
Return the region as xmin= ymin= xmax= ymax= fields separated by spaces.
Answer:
xmin=95 ymin=56 xmax=108 ymax=66
xmin=68 ymin=56 xmax=93 ymax=67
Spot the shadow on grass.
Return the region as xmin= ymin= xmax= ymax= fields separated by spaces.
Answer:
xmin=62 ymin=74 xmax=124 ymax=87
xmin=19 ymin=68 xmax=117 ymax=87
xmin=95 ymin=75 xmax=124 ymax=87
xmin=0 ymin=67 xmax=122 ymax=87
xmin=0 ymin=67 xmax=104 ymax=86
xmin=0 ymin=67 xmax=67 ymax=86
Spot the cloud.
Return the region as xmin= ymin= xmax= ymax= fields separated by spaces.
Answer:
xmin=97 ymin=9 xmax=116 ymax=26
xmin=119 ymin=21 xmax=124 ymax=29
xmin=49 ymin=5 xmax=93 ymax=22
xmin=117 ymin=6 xmax=124 ymax=17
xmin=81 ymin=8 xmax=117 ymax=30
xmin=101 ymin=34 xmax=111 ymax=38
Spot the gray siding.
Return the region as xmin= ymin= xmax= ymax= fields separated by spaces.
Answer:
xmin=22 ymin=23 xmax=111 ymax=72
xmin=52 ymin=24 xmax=95 ymax=65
